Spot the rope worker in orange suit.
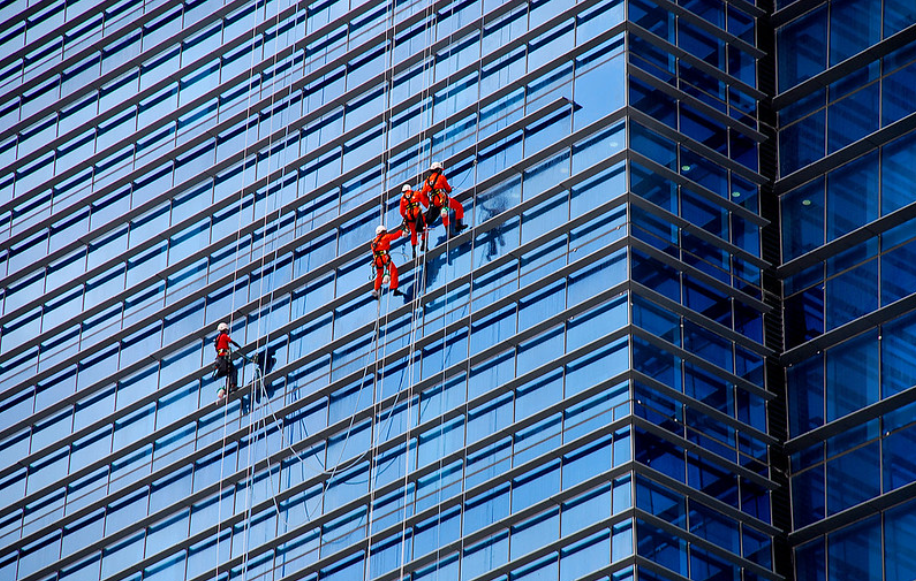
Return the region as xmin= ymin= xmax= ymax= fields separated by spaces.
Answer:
xmin=370 ymin=224 xmax=406 ymax=299
xmin=213 ymin=322 xmax=241 ymax=399
xmin=420 ymin=161 xmax=466 ymax=236
xmin=399 ymin=183 xmax=428 ymax=258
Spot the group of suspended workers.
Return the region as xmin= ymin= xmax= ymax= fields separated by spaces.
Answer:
xmin=211 ymin=162 xmax=465 ymax=400
xmin=369 ymin=161 xmax=466 ymax=299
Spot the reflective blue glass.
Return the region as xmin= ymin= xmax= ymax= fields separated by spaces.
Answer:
xmin=0 ymin=0 xmax=785 ymax=579
xmin=777 ymin=6 xmax=827 ymax=90
xmin=826 ymin=330 xmax=879 ymax=421
xmin=885 ymin=499 xmax=916 ymax=581
xmin=828 ymin=515 xmax=882 ymax=581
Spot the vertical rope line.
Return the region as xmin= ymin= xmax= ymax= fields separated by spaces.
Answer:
xmin=236 ymin=0 xmax=289 ymax=577
xmin=215 ymin=2 xmax=263 ymax=578
xmin=456 ymin=29 xmax=484 ymax=580
xmin=251 ymin=0 xmax=291 ymax=372
xmin=239 ymin=372 xmax=260 ymax=580
xmin=399 ymin=2 xmax=437 ymax=577
xmin=365 ymin=0 xmax=399 ymax=577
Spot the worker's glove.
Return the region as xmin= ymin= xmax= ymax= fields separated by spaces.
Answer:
xmin=401 ymin=221 xmax=410 ymax=234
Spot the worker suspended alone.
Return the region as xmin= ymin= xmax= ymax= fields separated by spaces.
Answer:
xmin=399 ymin=183 xmax=428 ymax=258
xmin=213 ymin=322 xmax=241 ymax=399
xmin=370 ymin=224 xmax=407 ymax=299
xmin=421 ymin=161 xmax=466 ymax=237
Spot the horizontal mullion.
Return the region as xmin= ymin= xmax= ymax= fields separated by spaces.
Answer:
xmin=771 ymin=23 xmax=916 ymax=110
xmin=788 ymin=478 xmax=916 ymax=546
xmin=0 ymin=9 xmax=627 ymax=380
xmin=627 ymin=148 xmax=767 ymax=227
xmin=642 ymin=0 xmax=765 ymax=59
xmin=783 ymin=350 xmax=916 ymax=454
xmin=0 ymin=0 xmax=180 ymax=98
xmin=776 ymin=199 xmax=916 ymax=279
xmin=628 ymin=22 xmax=766 ymax=103
xmin=632 ymin=369 xmax=774 ymax=446
xmin=0 ymin=0 xmax=555 ymax=288
xmin=0 ymin=0 xmax=334 ymax=147
xmin=11 ymin=285 xmax=632 ymax=572
xmin=251 ymin=429 xmax=634 ymax=581
xmin=0 ymin=93 xmax=572 ymax=402
xmin=386 ymin=502 xmax=634 ymax=581
xmin=632 ymin=556 xmax=693 ymax=581
xmin=0 ymin=0 xmax=237 ymax=144
xmin=628 ymin=63 xmax=766 ymax=142
xmin=3 ymin=216 xmax=631 ymax=541
xmin=780 ymin=291 xmax=916 ymax=367
xmin=629 ymin=236 xmax=769 ymax=314
xmin=636 ymin=508 xmax=779 ymax=580
xmin=628 ymin=192 xmax=768 ymax=270
xmin=631 ymin=414 xmax=775 ymax=490
xmin=114 ymin=376 xmax=632 ymax=581
xmin=0 ymin=113 xmax=622 ymax=532
xmin=627 ymin=105 xmax=766 ymax=187
xmin=0 ymin=0 xmax=493 ymax=241
xmin=0 ymin=0 xmax=57 ymax=35
xmin=630 ymin=323 xmax=770 ymax=401
xmin=630 ymin=277 xmax=772 ymax=357
xmin=638 ymin=462 xmax=779 ymax=537
xmin=0 ymin=95 xmax=575 ymax=459
xmin=1 ymin=185 xmax=625 ymax=510
xmin=0 ymin=111 xmax=621 ymax=501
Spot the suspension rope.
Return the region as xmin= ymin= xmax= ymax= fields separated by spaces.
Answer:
xmin=397 ymin=2 xmax=439 ymax=577
xmin=235 ymin=0 xmax=292 ymax=575
xmin=214 ymin=2 xmax=481 ymax=576
xmin=238 ymin=372 xmax=261 ymax=580
xmin=365 ymin=1 xmax=399 ymax=573
xmin=214 ymin=0 xmax=265 ymax=577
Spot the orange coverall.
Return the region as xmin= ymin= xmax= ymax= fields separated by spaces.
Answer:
xmin=420 ymin=171 xmax=464 ymax=229
xmin=370 ymin=229 xmax=403 ymax=291
xmin=399 ymin=188 xmax=428 ymax=247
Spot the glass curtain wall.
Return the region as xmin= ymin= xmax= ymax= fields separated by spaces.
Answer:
xmin=776 ymin=0 xmax=916 ymax=579
xmin=1 ymin=1 xmax=774 ymax=581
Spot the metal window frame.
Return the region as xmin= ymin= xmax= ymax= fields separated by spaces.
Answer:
xmin=0 ymin=96 xmax=575 ymax=405
xmin=776 ymin=188 xmax=916 ymax=278
xmin=0 ymin=0 xmax=560 ymax=245
xmin=0 ymin=160 xmax=635 ymax=524
xmin=0 ymin=0 xmax=615 ymax=291
xmin=774 ymin=110 xmax=916 ymax=194
xmin=627 ymin=63 xmax=766 ymax=142
xmin=771 ymin=23 xmax=916 ymax=110
xmin=16 ymin=362 xmax=635 ymax=581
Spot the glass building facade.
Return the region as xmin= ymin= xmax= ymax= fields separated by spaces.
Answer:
xmin=776 ymin=0 xmax=916 ymax=580
xmin=0 ymin=1 xmax=912 ymax=581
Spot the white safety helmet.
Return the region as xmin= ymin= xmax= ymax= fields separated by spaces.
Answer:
xmin=218 ymin=322 xmax=229 ymax=332
xmin=401 ymin=184 xmax=411 ymax=192
xmin=376 ymin=225 xmax=386 ymax=235
xmin=429 ymin=161 xmax=444 ymax=171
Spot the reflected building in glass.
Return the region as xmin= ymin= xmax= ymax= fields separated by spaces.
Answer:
xmin=0 ymin=1 xmax=913 ymax=581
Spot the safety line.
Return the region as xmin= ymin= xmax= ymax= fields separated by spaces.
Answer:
xmin=213 ymin=3 xmax=479 ymax=579
xmin=365 ymin=0 xmax=399 ymax=574
xmin=397 ymin=2 xmax=438 ymax=577
xmin=233 ymin=0 xmax=292 ymax=578
xmin=215 ymin=1 xmax=265 ymax=577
